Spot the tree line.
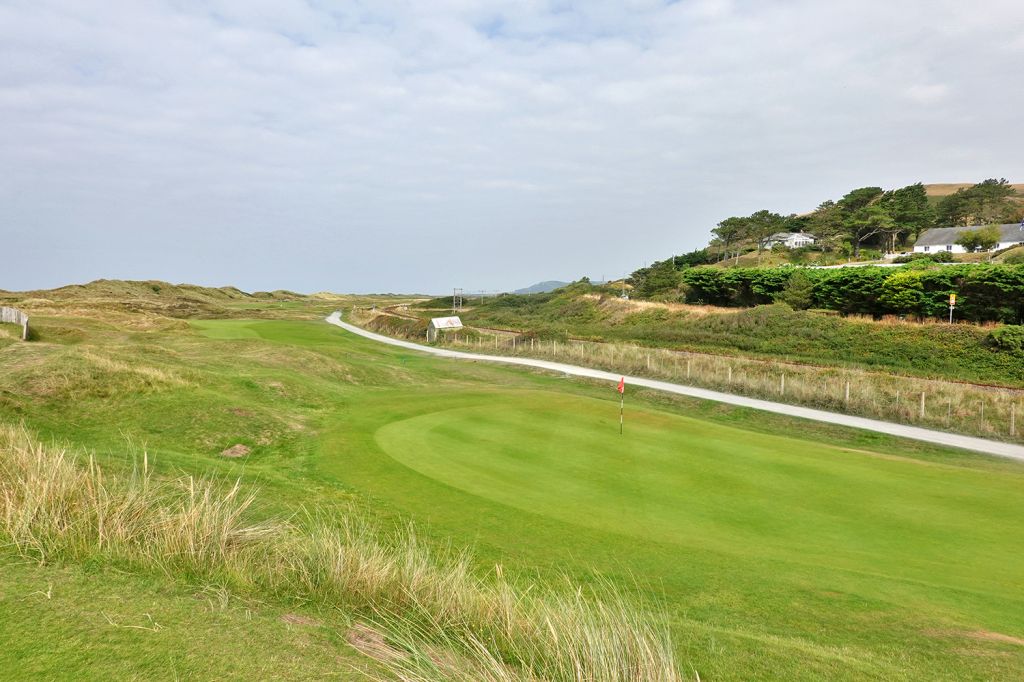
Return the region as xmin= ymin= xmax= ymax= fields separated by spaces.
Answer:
xmin=709 ymin=179 xmax=1021 ymax=262
xmin=677 ymin=264 xmax=1024 ymax=324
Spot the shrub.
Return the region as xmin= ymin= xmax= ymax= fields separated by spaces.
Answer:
xmin=777 ymin=270 xmax=814 ymax=309
xmin=988 ymin=326 xmax=1024 ymax=356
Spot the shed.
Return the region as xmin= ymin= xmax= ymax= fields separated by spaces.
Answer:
xmin=427 ymin=316 xmax=463 ymax=342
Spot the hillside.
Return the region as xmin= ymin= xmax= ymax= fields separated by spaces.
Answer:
xmin=513 ymin=280 xmax=570 ymax=294
xmin=425 ymin=281 xmax=1024 ymax=386
xmin=924 ymin=182 xmax=1024 ymax=197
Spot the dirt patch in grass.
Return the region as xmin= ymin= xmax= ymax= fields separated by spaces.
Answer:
xmin=281 ymin=613 xmax=321 ymax=627
xmin=967 ymin=631 xmax=1024 ymax=647
xmin=346 ymin=623 xmax=407 ymax=663
xmin=220 ymin=444 xmax=251 ymax=458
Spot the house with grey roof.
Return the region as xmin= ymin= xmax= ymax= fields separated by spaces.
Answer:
xmin=913 ymin=224 xmax=1024 ymax=254
xmin=761 ymin=232 xmax=816 ymax=249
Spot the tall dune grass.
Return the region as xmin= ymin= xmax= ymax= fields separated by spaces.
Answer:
xmin=0 ymin=425 xmax=681 ymax=682
xmin=410 ymin=324 xmax=1023 ymax=444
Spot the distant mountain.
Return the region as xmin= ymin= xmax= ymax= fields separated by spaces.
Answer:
xmin=513 ymin=281 xmax=570 ymax=294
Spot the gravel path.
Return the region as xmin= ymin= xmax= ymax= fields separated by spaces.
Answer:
xmin=326 ymin=312 xmax=1024 ymax=462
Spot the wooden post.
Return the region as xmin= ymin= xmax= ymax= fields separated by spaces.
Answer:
xmin=727 ymin=366 xmax=732 ymax=383
xmin=646 ymin=354 xmax=650 ymax=371
xmin=947 ymin=399 xmax=952 ymax=426
xmin=1012 ymin=404 xmax=1017 ymax=437
xmin=844 ymin=381 xmax=850 ymax=404
xmin=686 ymin=359 xmax=691 ymax=380
xmin=780 ymin=374 xmax=786 ymax=396
xmin=919 ymin=392 xmax=926 ymax=419
xmin=512 ymin=337 xmax=516 ymax=350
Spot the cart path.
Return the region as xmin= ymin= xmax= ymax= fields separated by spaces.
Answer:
xmin=326 ymin=312 xmax=1024 ymax=462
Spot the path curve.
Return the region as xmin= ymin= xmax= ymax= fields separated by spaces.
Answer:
xmin=326 ymin=312 xmax=1024 ymax=462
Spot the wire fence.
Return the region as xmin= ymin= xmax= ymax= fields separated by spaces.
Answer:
xmin=431 ymin=329 xmax=1024 ymax=445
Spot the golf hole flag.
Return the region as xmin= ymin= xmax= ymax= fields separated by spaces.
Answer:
xmin=617 ymin=377 xmax=625 ymax=434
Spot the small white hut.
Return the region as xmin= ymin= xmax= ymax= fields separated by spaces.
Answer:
xmin=427 ymin=316 xmax=462 ymax=342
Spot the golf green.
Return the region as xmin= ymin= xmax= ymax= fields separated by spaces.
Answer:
xmin=372 ymin=390 xmax=1024 ymax=637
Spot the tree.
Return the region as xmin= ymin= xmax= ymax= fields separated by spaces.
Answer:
xmin=777 ymin=270 xmax=815 ymax=309
xmin=935 ymin=179 xmax=1019 ymax=226
xmin=746 ymin=209 xmax=786 ymax=262
xmin=845 ymin=203 xmax=895 ymax=258
xmin=712 ymin=217 xmax=749 ymax=264
xmin=956 ymin=225 xmax=1001 ymax=252
xmin=637 ymin=259 xmax=680 ymax=298
xmin=808 ymin=200 xmax=845 ymax=249
xmin=879 ymin=183 xmax=933 ymax=246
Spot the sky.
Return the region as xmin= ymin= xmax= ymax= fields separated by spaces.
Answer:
xmin=2 ymin=1 xmax=1024 ymax=294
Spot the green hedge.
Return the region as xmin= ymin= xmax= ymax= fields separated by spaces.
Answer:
xmin=680 ymin=265 xmax=1024 ymax=323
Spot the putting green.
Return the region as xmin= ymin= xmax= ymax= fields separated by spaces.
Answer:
xmin=376 ymin=390 xmax=1024 ymax=595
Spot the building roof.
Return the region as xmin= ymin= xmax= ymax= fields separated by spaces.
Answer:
xmin=428 ymin=316 xmax=463 ymax=329
xmin=765 ymin=232 xmax=817 ymax=241
xmin=915 ymin=224 xmax=1024 ymax=247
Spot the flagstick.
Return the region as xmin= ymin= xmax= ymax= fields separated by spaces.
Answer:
xmin=620 ymin=392 xmax=624 ymax=435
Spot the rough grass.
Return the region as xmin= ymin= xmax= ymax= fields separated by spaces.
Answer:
xmin=0 ymin=424 xmax=681 ymax=682
xmin=439 ymin=290 xmax=1024 ymax=386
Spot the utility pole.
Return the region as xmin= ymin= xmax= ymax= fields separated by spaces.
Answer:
xmin=453 ymin=288 xmax=463 ymax=314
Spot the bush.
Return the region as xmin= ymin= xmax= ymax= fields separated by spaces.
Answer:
xmin=988 ymin=326 xmax=1024 ymax=356
xmin=777 ymin=270 xmax=814 ymax=309
xmin=893 ymin=252 xmax=955 ymax=264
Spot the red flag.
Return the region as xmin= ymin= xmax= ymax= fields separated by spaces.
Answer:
xmin=617 ymin=377 xmax=625 ymax=394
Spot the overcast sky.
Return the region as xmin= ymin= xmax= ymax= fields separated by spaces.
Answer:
xmin=2 ymin=1 xmax=1023 ymax=294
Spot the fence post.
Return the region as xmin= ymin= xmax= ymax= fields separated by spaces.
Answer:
xmin=919 ymin=392 xmax=926 ymax=419
xmin=780 ymin=374 xmax=786 ymax=396
xmin=727 ymin=366 xmax=732 ymax=383
xmin=1012 ymin=404 xmax=1017 ymax=437
xmin=686 ymin=359 xmax=691 ymax=380
xmin=844 ymin=381 xmax=850 ymax=405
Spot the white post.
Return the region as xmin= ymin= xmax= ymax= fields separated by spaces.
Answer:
xmin=686 ymin=359 xmax=691 ymax=380
xmin=727 ymin=366 xmax=732 ymax=383
xmin=780 ymin=374 xmax=786 ymax=396
xmin=919 ymin=392 xmax=926 ymax=419
xmin=1012 ymin=404 xmax=1017 ymax=437
xmin=844 ymin=381 xmax=850 ymax=404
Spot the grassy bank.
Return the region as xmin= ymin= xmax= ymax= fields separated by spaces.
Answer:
xmin=0 ymin=425 xmax=679 ymax=682
xmin=424 ymin=285 xmax=1024 ymax=387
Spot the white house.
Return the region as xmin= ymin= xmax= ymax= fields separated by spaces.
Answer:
xmin=761 ymin=232 xmax=817 ymax=249
xmin=426 ymin=316 xmax=462 ymax=342
xmin=913 ymin=224 xmax=1024 ymax=254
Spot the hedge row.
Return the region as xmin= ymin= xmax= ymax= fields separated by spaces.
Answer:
xmin=679 ymin=264 xmax=1024 ymax=323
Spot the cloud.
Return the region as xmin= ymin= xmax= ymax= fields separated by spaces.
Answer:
xmin=1 ymin=1 xmax=1023 ymax=293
